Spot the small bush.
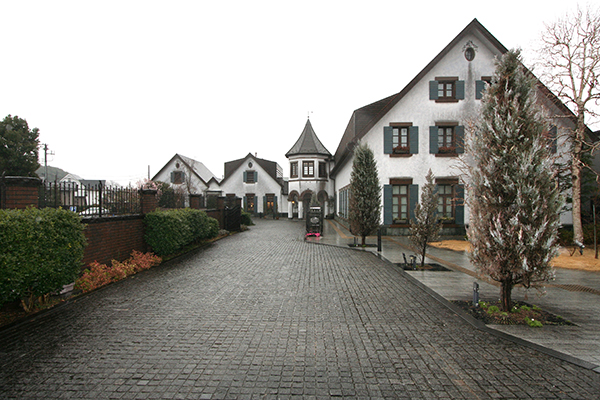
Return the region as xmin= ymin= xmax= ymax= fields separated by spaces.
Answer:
xmin=487 ymin=305 xmax=500 ymax=315
xmin=144 ymin=209 xmax=219 ymax=256
xmin=75 ymin=251 xmax=161 ymax=293
xmin=0 ymin=208 xmax=87 ymax=310
xmin=526 ymin=317 xmax=543 ymax=328
xmin=241 ymin=211 xmax=253 ymax=226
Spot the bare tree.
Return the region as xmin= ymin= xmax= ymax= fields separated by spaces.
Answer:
xmin=410 ymin=169 xmax=442 ymax=268
xmin=536 ymin=5 xmax=600 ymax=243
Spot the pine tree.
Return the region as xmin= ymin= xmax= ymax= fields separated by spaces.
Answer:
xmin=410 ymin=169 xmax=442 ymax=268
xmin=468 ymin=49 xmax=563 ymax=312
xmin=349 ymin=143 xmax=381 ymax=245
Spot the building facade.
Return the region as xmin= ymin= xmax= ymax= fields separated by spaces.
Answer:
xmin=330 ymin=18 xmax=582 ymax=235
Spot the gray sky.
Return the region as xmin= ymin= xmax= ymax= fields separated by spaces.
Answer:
xmin=1 ymin=0 xmax=594 ymax=185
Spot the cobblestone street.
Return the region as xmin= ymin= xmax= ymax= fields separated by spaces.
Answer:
xmin=1 ymin=219 xmax=598 ymax=399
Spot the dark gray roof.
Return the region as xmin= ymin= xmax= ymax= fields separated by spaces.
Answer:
xmin=286 ymin=119 xmax=332 ymax=157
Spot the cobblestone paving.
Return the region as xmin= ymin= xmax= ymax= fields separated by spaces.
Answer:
xmin=1 ymin=219 xmax=599 ymax=399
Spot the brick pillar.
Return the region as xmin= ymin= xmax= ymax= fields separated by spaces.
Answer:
xmin=140 ymin=189 xmax=158 ymax=214
xmin=189 ymin=194 xmax=203 ymax=210
xmin=0 ymin=176 xmax=42 ymax=209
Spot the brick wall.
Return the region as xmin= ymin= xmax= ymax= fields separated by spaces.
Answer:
xmin=82 ymin=216 xmax=147 ymax=266
xmin=0 ymin=177 xmax=41 ymax=209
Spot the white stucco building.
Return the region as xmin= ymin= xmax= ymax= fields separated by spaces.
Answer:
xmin=329 ymin=18 xmax=584 ymax=235
xmin=152 ymin=154 xmax=219 ymax=206
xmin=210 ymin=153 xmax=287 ymax=217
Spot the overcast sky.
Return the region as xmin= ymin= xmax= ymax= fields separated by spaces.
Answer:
xmin=1 ymin=1 xmax=595 ymax=185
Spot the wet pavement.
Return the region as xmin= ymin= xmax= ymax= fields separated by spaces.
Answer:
xmin=310 ymin=218 xmax=600 ymax=370
xmin=1 ymin=219 xmax=599 ymax=399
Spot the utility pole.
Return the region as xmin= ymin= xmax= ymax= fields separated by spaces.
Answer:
xmin=42 ymin=144 xmax=55 ymax=182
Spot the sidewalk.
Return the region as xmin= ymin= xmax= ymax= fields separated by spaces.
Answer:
xmin=308 ymin=219 xmax=600 ymax=371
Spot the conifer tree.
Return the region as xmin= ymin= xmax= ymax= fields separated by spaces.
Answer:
xmin=349 ymin=143 xmax=381 ymax=245
xmin=410 ymin=169 xmax=442 ymax=268
xmin=468 ymin=49 xmax=563 ymax=312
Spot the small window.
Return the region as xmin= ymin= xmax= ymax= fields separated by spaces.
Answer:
xmin=245 ymin=171 xmax=255 ymax=183
xmin=303 ymin=161 xmax=314 ymax=177
xmin=290 ymin=162 xmax=298 ymax=178
xmin=318 ymin=162 xmax=327 ymax=178
xmin=438 ymin=126 xmax=455 ymax=153
xmin=392 ymin=127 xmax=409 ymax=154
xmin=172 ymin=171 xmax=184 ymax=184
xmin=430 ymin=77 xmax=464 ymax=102
xmin=438 ymin=81 xmax=455 ymax=99
xmin=392 ymin=185 xmax=409 ymax=224
xmin=437 ymin=184 xmax=454 ymax=220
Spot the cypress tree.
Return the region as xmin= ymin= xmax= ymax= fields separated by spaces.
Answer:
xmin=349 ymin=143 xmax=381 ymax=245
xmin=468 ymin=49 xmax=563 ymax=312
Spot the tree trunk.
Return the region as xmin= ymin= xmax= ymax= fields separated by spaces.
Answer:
xmin=572 ymin=110 xmax=586 ymax=244
xmin=500 ymin=279 xmax=513 ymax=312
xmin=421 ymin=243 xmax=427 ymax=268
xmin=361 ymin=235 xmax=366 ymax=246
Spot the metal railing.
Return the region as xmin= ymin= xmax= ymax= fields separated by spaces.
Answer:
xmin=40 ymin=181 xmax=141 ymax=217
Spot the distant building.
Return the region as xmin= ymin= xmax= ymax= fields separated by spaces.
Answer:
xmin=285 ymin=119 xmax=334 ymax=219
xmin=209 ymin=153 xmax=287 ymax=217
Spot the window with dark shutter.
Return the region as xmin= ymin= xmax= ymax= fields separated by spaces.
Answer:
xmin=430 ymin=77 xmax=464 ymax=102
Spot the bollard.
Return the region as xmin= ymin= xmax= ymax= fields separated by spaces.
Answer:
xmin=377 ymin=228 xmax=382 ymax=252
xmin=473 ymin=282 xmax=480 ymax=306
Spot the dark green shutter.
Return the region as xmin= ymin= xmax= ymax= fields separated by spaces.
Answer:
xmin=409 ymin=184 xmax=419 ymax=223
xmin=383 ymin=185 xmax=393 ymax=225
xmin=274 ymin=196 xmax=278 ymax=217
xmin=254 ymin=171 xmax=258 ymax=182
xmin=243 ymin=195 xmax=247 ymax=211
xmin=263 ymin=196 xmax=266 ymax=215
xmin=475 ymin=80 xmax=486 ymax=99
xmin=455 ymin=184 xmax=465 ymax=225
xmin=429 ymin=81 xmax=439 ymax=100
xmin=409 ymin=126 xmax=419 ymax=154
xmin=170 ymin=172 xmax=174 ymax=183
xmin=456 ymin=81 xmax=465 ymax=100
xmin=429 ymin=126 xmax=438 ymax=154
xmin=384 ymin=126 xmax=393 ymax=154
xmin=243 ymin=171 xmax=247 ymax=183
xmin=455 ymin=126 xmax=465 ymax=153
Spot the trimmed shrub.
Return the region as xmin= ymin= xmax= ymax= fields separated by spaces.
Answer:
xmin=241 ymin=211 xmax=253 ymax=226
xmin=144 ymin=209 xmax=219 ymax=256
xmin=0 ymin=207 xmax=87 ymax=309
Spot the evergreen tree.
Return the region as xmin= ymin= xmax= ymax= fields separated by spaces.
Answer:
xmin=410 ymin=169 xmax=442 ymax=268
xmin=468 ymin=49 xmax=563 ymax=312
xmin=0 ymin=115 xmax=40 ymax=177
xmin=349 ymin=143 xmax=381 ymax=245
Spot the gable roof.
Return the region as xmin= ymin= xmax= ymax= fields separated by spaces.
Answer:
xmin=286 ymin=119 xmax=332 ymax=157
xmin=222 ymin=153 xmax=284 ymax=187
xmin=152 ymin=154 xmax=218 ymax=185
xmin=330 ymin=18 xmax=506 ymax=176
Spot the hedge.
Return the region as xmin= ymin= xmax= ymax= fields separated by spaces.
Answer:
xmin=0 ymin=208 xmax=87 ymax=308
xmin=144 ymin=209 xmax=219 ymax=256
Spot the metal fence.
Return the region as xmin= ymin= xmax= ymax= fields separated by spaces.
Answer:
xmin=40 ymin=181 xmax=141 ymax=217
